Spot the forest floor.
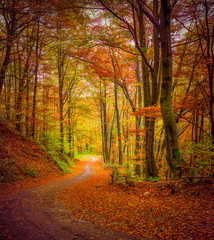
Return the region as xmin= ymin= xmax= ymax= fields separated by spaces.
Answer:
xmin=0 ymin=157 xmax=141 ymax=240
xmin=0 ymin=156 xmax=213 ymax=240
xmin=57 ymin=160 xmax=214 ymax=240
xmin=0 ymin=121 xmax=213 ymax=239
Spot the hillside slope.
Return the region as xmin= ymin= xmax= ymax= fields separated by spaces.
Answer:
xmin=0 ymin=121 xmax=65 ymax=185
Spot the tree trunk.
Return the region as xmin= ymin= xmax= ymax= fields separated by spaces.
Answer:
xmin=145 ymin=0 xmax=160 ymax=178
xmin=16 ymin=77 xmax=25 ymax=133
xmin=100 ymin=82 xmax=109 ymax=164
xmin=67 ymin=98 xmax=74 ymax=158
xmin=114 ymin=81 xmax=123 ymax=165
xmin=160 ymin=0 xmax=182 ymax=178
xmin=5 ymin=64 xmax=12 ymax=120
xmin=31 ymin=19 xmax=40 ymax=138
xmin=125 ymin=108 xmax=130 ymax=166
xmin=109 ymin=48 xmax=123 ymax=165
xmin=108 ymin=110 xmax=116 ymax=165
xmin=59 ymin=73 xmax=64 ymax=154
xmin=42 ymin=84 xmax=48 ymax=143
xmin=138 ymin=2 xmax=158 ymax=178
xmin=57 ymin=23 xmax=66 ymax=154
xmin=204 ymin=0 xmax=214 ymax=142
xmin=0 ymin=5 xmax=17 ymax=95
xmin=134 ymin=55 xmax=143 ymax=177
xmin=16 ymin=45 xmax=32 ymax=132
xmin=25 ymin=75 xmax=30 ymax=137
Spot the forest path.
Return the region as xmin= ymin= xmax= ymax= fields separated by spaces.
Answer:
xmin=0 ymin=157 xmax=140 ymax=240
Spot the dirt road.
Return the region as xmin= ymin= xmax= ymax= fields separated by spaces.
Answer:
xmin=0 ymin=157 xmax=139 ymax=240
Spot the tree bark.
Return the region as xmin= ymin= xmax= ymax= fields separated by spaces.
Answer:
xmin=15 ymin=35 xmax=33 ymax=133
xmin=204 ymin=0 xmax=214 ymax=142
xmin=138 ymin=1 xmax=158 ymax=178
xmin=109 ymin=48 xmax=123 ymax=165
xmin=108 ymin=110 xmax=116 ymax=165
xmin=57 ymin=23 xmax=66 ymax=154
xmin=114 ymin=80 xmax=123 ymax=165
xmin=67 ymin=96 xmax=74 ymax=158
xmin=135 ymin=55 xmax=142 ymax=177
xmin=0 ymin=2 xmax=17 ymax=95
xmin=160 ymin=0 xmax=182 ymax=177
xmin=31 ymin=19 xmax=40 ymax=138
xmin=100 ymin=82 xmax=109 ymax=164
xmin=5 ymin=64 xmax=12 ymax=120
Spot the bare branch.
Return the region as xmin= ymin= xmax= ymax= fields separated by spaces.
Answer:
xmin=97 ymin=0 xmax=154 ymax=72
xmin=171 ymin=0 xmax=179 ymax=10
xmin=175 ymin=18 xmax=193 ymax=33
xmin=136 ymin=0 xmax=160 ymax=32
xmin=97 ymin=42 xmax=139 ymax=56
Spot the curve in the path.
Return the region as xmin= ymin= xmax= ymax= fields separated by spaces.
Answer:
xmin=0 ymin=157 xmax=141 ymax=240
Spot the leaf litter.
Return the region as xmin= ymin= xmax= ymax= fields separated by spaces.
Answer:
xmin=57 ymin=160 xmax=214 ymax=239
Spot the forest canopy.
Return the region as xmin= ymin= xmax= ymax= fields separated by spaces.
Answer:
xmin=0 ymin=0 xmax=213 ymax=179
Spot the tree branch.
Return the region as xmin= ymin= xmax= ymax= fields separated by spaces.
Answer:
xmin=97 ymin=0 xmax=154 ymax=73
xmin=136 ymin=0 xmax=160 ymax=32
xmin=171 ymin=0 xmax=179 ymax=10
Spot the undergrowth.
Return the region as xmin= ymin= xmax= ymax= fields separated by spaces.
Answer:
xmin=25 ymin=167 xmax=36 ymax=178
xmin=0 ymin=158 xmax=22 ymax=184
xmin=39 ymin=133 xmax=74 ymax=174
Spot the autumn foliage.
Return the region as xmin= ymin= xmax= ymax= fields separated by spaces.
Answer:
xmin=0 ymin=120 xmax=84 ymax=196
xmin=0 ymin=0 xmax=213 ymax=238
xmin=58 ymin=160 xmax=213 ymax=239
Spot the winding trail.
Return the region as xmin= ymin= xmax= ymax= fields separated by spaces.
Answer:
xmin=0 ymin=157 xmax=139 ymax=240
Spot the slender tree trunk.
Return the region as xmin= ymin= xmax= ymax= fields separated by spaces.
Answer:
xmin=5 ymin=64 xmax=12 ymax=120
xmin=109 ymin=48 xmax=123 ymax=165
xmin=138 ymin=3 xmax=151 ymax=178
xmin=135 ymin=55 xmax=142 ymax=176
xmin=16 ymin=46 xmax=26 ymax=133
xmin=114 ymin=81 xmax=123 ymax=165
xmin=205 ymin=6 xmax=214 ymax=142
xmin=199 ymin=111 xmax=204 ymax=142
xmin=145 ymin=0 xmax=160 ymax=178
xmin=208 ymin=66 xmax=214 ymax=142
xmin=195 ymin=106 xmax=199 ymax=144
xmin=15 ymin=24 xmax=34 ymax=133
xmin=100 ymin=91 xmax=106 ymax=163
xmin=0 ymin=44 xmax=12 ymax=96
xmin=160 ymin=0 xmax=182 ymax=178
xmin=0 ymin=6 xmax=17 ymax=95
xmin=122 ymin=103 xmax=130 ymax=165
xmin=25 ymin=75 xmax=30 ymax=137
xmin=103 ymin=84 xmax=109 ymax=163
xmin=25 ymin=26 xmax=30 ymax=138
xmin=57 ymin=23 xmax=66 ymax=154
xmin=68 ymin=111 xmax=74 ymax=158
xmin=31 ymin=19 xmax=40 ymax=138
xmin=13 ymin=48 xmax=17 ymax=117
xmin=108 ymin=110 xmax=116 ymax=165
xmin=67 ymin=95 xmax=75 ymax=158
xmin=126 ymin=108 xmax=130 ymax=166
xmin=100 ymin=82 xmax=109 ymax=164
xmin=16 ymin=75 xmax=25 ymax=133
xmin=59 ymin=71 xmax=64 ymax=154
xmin=42 ymin=83 xmax=47 ymax=143
xmin=68 ymin=102 xmax=72 ymax=157
xmin=138 ymin=2 xmax=158 ymax=177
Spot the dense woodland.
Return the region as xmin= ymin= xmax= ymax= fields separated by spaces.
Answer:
xmin=0 ymin=0 xmax=213 ymax=180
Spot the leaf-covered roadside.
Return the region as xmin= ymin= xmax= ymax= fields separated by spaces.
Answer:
xmin=57 ymin=161 xmax=214 ymax=239
xmin=0 ymin=156 xmax=88 ymax=201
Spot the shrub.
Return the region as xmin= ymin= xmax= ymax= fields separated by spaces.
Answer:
xmin=25 ymin=168 xmax=36 ymax=178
